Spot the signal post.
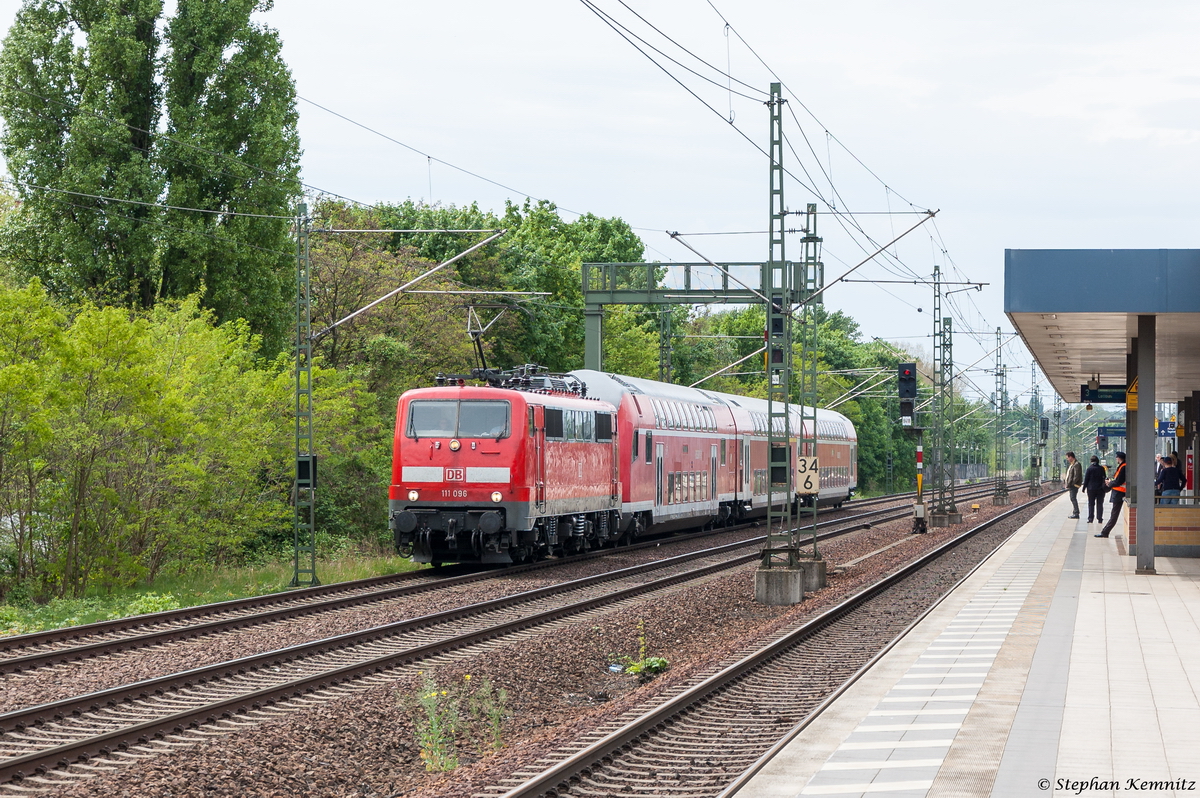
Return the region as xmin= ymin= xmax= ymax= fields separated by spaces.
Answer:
xmin=900 ymin=363 xmax=928 ymax=533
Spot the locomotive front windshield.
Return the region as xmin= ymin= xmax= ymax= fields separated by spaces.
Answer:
xmin=406 ymin=400 xmax=510 ymax=439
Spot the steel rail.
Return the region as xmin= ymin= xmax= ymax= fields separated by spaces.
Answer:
xmin=0 ymin=498 xmax=886 ymax=659
xmin=0 ymin=495 xmax=972 ymax=785
xmin=0 ymin=482 xmax=1007 ymax=660
xmin=496 ymin=489 xmax=1061 ymax=798
xmin=2 ymin=483 xmax=1017 ymax=674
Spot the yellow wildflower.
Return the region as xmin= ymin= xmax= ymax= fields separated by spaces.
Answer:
xmin=464 ymin=675 xmax=472 ymax=680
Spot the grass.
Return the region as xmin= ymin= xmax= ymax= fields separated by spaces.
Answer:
xmin=0 ymin=552 xmax=424 ymax=637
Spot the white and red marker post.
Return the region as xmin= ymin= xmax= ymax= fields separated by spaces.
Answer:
xmin=913 ymin=441 xmax=927 ymax=534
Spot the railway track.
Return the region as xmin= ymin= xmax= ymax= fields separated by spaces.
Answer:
xmin=0 ymin=482 xmax=1025 ymax=677
xmin=484 ymin=489 xmax=1059 ymax=798
xmin=0 ymin=483 xmax=1027 ymax=790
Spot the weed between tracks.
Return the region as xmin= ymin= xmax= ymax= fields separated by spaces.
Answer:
xmin=610 ymin=618 xmax=670 ymax=682
xmin=403 ymin=673 xmax=509 ymax=771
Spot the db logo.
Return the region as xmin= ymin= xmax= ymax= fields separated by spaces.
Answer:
xmin=445 ymin=468 xmax=465 ymax=482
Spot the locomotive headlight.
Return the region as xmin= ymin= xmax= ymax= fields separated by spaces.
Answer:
xmin=491 ymin=491 xmax=503 ymax=503
xmin=449 ymin=439 xmax=461 ymax=451
xmin=408 ymin=490 xmax=419 ymax=501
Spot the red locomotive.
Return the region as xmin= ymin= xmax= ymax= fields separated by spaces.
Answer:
xmin=390 ymin=366 xmax=857 ymax=565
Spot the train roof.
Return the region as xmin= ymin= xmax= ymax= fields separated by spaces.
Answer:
xmin=570 ymin=370 xmax=854 ymax=429
xmin=399 ymin=383 xmax=615 ymax=411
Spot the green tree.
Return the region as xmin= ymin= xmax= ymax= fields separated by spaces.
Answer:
xmin=0 ymin=0 xmax=164 ymax=306
xmin=0 ymin=0 xmax=300 ymax=351
xmin=158 ymin=0 xmax=301 ymax=351
xmin=0 ymin=280 xmax=64 ymax=587
xmin=494 ymin=199 xmax=644 ymax=372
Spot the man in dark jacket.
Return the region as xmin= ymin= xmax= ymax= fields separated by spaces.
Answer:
xmin=1097 ymin=451 xmax=1126 ymax=538
xmin=1082 ymin=455 xmax=1107 ymax=524
xmin=1156 ymin=456 xmax=1184 ymax=505
xmin=1064 ymin=452 xmax=1083 ymax=518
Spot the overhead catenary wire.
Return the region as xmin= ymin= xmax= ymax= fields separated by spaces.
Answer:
xmin=690 ymin=0 xmax=999 ymax=345
xmin=3 ymin=178 xmax=296 ymax=219
xmin=703 ymin=0 xmax=923 ymax=210
xmin=575 ymin=0 xmax=824 ymax=200
xmin=34 ymin=191 xmax=296 ymax=259
xmin=313 ymin=230 xmax=507 ymax=342
xmin=3 ymin=84 xmax=365 ymax=209
xmin=607 ymin=0 xmax=769 ymax=98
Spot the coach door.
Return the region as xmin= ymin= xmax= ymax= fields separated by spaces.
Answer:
xmin=533 ymin=406 xmax=546 ymax=512
xmin=743 ymin=437 xmax=751 ymax=496
xmin=710 ymin=444 xmax=718 ymax=501
xmin=655 ymin=442 xmax=665 ymax=506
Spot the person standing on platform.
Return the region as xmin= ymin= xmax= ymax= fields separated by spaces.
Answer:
xmin=1157 ymin=455 xmax=1184 ymax=505
xmin=1097 ymin=451 xmax=1127 ymax=538
xmin=1065 ymin=451 xmax=1083 ymax=519
xmin=1083 ymin=455 xmax=1107 ymax=524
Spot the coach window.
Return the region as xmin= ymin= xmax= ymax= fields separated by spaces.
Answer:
xmin=720 ymin=439 xmax=726 ymax=465
xmin=631 ymin=425 xmax=640 ymax=461
xmin=645 ymin=431 xmax=653 ymax=463
xmin=408 ymin=399 xmax=511 ymax=439
xmin=564 ymin=410 xmax=576 ymax=440
xmin=544 ymin=408 xmax=564 ymax=439
xmin=582 ymin=411 xmax=595 ymax=441
xmin=405 ymin=400 xmax=457 ymax=438
xmin=457 ymin=401 xmax=510 ymax=438
xmin=595 ymin=412 xmax=612 ymax=442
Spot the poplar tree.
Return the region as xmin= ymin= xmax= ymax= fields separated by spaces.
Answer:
xmin=0 ymin=0 xmax=299 ymax=351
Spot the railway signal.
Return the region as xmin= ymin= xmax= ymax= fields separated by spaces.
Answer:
xmin=898 ymin=362 xmax=916 ymax=424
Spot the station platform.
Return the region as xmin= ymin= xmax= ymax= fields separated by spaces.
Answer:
xmin=735 ymin=495 xmax=1200 ymax=798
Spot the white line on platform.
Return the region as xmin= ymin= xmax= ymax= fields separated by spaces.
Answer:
xmin=801 ymin=779 xmax=936 ymax=794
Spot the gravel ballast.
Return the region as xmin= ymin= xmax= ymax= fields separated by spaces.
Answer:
xmin=15 ymin=494 xmax=1054 ymax=798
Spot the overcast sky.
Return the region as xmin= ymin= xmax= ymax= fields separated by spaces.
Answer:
xmin=3 ymin=0 xmax=1197 ymax=405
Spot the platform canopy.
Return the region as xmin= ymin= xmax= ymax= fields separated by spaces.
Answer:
xmin=1005 ymin=249 xmax=1200 ymax=404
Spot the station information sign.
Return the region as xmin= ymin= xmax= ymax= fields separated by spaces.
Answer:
xmin=1079 ymin=384 xmax=1128 ymax=403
